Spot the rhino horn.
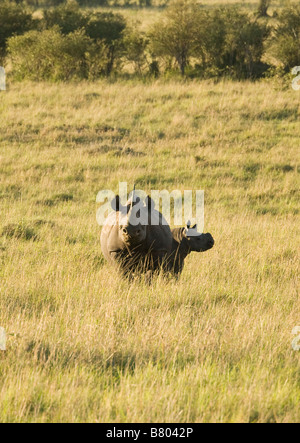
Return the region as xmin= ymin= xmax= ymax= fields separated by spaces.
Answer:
xmin=145 ymin=195 xmax=155 ymax=212
xmin=111 ymin=195 xmax=127 ymax=214
xmin=131 ymin=184 xmax=136 ymax=210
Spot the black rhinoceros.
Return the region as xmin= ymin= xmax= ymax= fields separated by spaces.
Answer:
xmin=168 ymin=222 xmax=214 ymax=275
xmin=100 ymin=195 xmax=173 ymax=277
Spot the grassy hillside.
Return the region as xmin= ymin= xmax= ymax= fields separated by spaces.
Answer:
xmin=0 ymin=78 xmax=299 ymax=422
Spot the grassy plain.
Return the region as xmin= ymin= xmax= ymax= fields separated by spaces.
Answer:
xmin=0 ymin=74 xmax=299 ymax=422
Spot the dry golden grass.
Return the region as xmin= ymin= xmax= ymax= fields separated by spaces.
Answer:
xmin=0 ymin=77 xmax=299 ymax=422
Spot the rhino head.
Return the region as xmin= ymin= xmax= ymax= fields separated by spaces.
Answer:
xmin=168 ymin=223 xmax=214 ymax=275
xmin=185 ymin=222 xmax=214 ymax=252
xmin=172 ymin=222 xmax=214 ymax=254
xmin=111 ymin=194 xmax=154 ymax=247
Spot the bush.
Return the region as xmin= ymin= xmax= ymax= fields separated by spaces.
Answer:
xmin=8 ymin=28 xmax=109 ymax=81
xmin=0 ymin=0 xmax=34 ymax=60
xmin=85 ymin=11 xmax=126 ymax=75
xmin=85 ymin=12 xmax=126 ymax=43
xmin=42 ymin=0 xmax=87 ymax=35
xmin=149 ymin=3 xmax=269 ymax=79
xmin=42 ymin=3 xmax=126 ymax=75
xmin=196 ymin=8 xmax=269 ymax=79
xmin=5 ymin=0 xmax=298 ymax=81
xmin=122 ymin=27 xmax=149 ymax=74
xmin=42 ymin=1 xmax=126 ymax=42
xmin=149 ymin=0 xmax=202 ymax=76
xmin=268 ymin=5 xmax=300 ymax=72
xmin=212 ymin=8 xmax=269 ymax=79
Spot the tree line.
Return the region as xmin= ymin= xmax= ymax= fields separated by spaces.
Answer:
xmin=13 ymin=0 xmax=168 ymax=6
xmin=1 ymin=0 xmax=299 ymax=81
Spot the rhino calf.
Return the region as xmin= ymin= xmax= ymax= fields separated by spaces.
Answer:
xmin=168 ymin=223 xmax=214 ymax=275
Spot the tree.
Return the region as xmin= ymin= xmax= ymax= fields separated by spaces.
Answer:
xmin=220 ymin=9 xmax=269 ymax=78
xmin=42 ymin=3 xmax=126 ymax=76
xmin=42 ymin=0 xmax=87 ymax=35
xmin=268 ymin=5 xmax=300 ymax=71
xmin=192 ymin=8 xmax=269 ymax=79
xmin=123 ymin=27 xmax=149 ymax=74
xmin=85 ymin=12 xmax=126 ymax=43
xmin=0 ymin=1 xmax=34 ymax=60
xmin=149 ymin=0 xmax=202 ymax=76
xmin=85 ymin=12 xmax=126 ymax=75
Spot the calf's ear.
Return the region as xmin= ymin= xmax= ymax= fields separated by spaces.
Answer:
xmin=186 ymin=221 xmax=197 ymax=230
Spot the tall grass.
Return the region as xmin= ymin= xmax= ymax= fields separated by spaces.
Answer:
xmin=0 ymin=78 xmax=299 ymax=422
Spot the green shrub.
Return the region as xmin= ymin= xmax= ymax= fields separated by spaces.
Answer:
xmin=268 ymin=5 xmax=300 ymax=71
xmin=85 ymin=11 xmax=126 ymax=75
xmin=149 ymin=3 xmax=269 ymax=79
xmin=42 ymin=3 xmax=126 ymax=76
xmin=8 ymin=28 xmax=109 ymax=81
xmin=214 ymin=8 xmax=270 ymax=79
xmin=85 ymin=11 xmax=126 ymax=43
xmin=122 ymin=27 xmax=149 ymax=74
xmin=149 ymin=0 xmax=202 ymax=76
xmin=194 ymin=8 xmax=270 ymax=79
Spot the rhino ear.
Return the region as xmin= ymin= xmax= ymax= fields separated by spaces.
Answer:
xmin=192 ymin=224 xmax=197 ymax=230
xmin=131 ymin=196 xmax=141 ymax=207
xmin=186 ymin=220 xmax=191 ymax=229
xmin=125 ymin=196 xmax=141 ymax=213
xmin=145 ymin=196 xmax=155 ymax=212
xmin=111 ymin=195 xmax=126 ymax=213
